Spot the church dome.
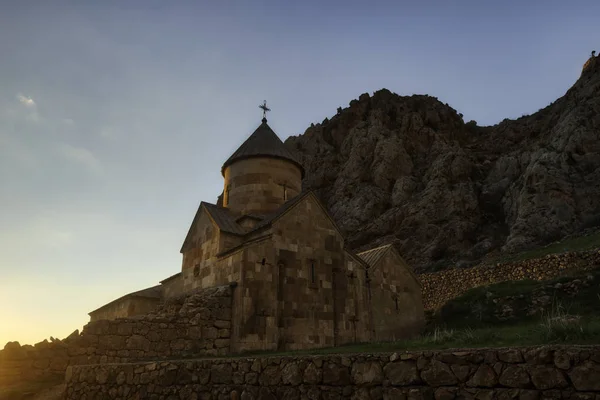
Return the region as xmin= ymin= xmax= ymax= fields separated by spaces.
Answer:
xmin=221 ymin=117 xmax=304 ymax=215
xmin=221 ymin=118 xmax=305 ymax=178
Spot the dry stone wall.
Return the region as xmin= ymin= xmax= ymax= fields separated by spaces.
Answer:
xmin=65 ymin=345 xmax=600 ymax=400
xmin=79 ymin=284 xmax=233 ymax=363
xmin=419 ymin=249 xmax=600 ymax=311
xmin=0 ymin=285 xmax=232 ymax=391
xmin=0 ymin=338 xmax=73 ymax=390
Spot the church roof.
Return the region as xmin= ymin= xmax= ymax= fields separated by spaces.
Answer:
xmin=88 ymin=285 xmax=163 ymax=316
xmin=182 ymin=191 xmax=345 ymax=255
xmin=221 ymin=118 xmax=305 ymax=177
xmin=357 ymin=244 xmax=421 ymax=286
xmin=180 ymin=202 xmax=247 ymax=253
xmin=356 ymin=244 xmax=394 ymax=268
xmin=251 ymin=190 xmax=310 ymax=231
xmin=203 ymin=203 xmax=247 ymax=235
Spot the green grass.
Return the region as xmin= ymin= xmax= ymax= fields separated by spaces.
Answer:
xmin=431 ymin=266 xmax=600 ymax=330
xmin=231 ymin=315 xmax=600 ymax=359
xmin=482 ymin=230 xmax=600 ymax=266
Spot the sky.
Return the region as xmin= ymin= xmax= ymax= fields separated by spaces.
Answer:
xmin=1 ymin=0 xmax=598 ymax=346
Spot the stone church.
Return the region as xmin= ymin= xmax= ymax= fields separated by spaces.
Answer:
xmin=89 ymin=113 xmax=424 ymax=351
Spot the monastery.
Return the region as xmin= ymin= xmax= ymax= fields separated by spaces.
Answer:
xmin=89 ymin=108 xmax=424 ymax=350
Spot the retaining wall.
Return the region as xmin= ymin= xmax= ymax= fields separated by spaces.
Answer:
xmin=419 ymin=249 xmax=600 ymax=311
xmin=0 ymin=285 xmax=232 ymax=392
xmin=65 ymin=345 xmax=600 ymax=399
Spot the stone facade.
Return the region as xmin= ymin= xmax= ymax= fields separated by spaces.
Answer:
xmin=232 ymin=194 xmax=372 ymax=352
xmin=64 ymin=345 xmax=600 ymax=400
xmin=87 ymin=117 xmax=424 ymax=352
xmin=89 ymin=285 xmax=163 ymax=322
xmin=223 ymin=157 xmax=302 ymax=215
xmin=419 ymin=249 xmax=600 ymax=311
xmin=365 ymin=246 xmax=424 ymax=341
xmin=89 ymin=295 xmax=161 ymax=322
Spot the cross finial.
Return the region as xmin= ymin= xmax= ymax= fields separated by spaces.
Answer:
xmin=259 ymin=100 xmax=270 ymax=122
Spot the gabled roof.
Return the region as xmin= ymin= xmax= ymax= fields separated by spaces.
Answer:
xmin=180 ymin=191 xmax=344 ymax=254
xmin=357 ymin=243 xmax=421 ymax=286
xmin=235 ymin=214 xmax=265 ymax=223
xmin=159 ymin=272 xmax=181 ymax=284
xmin=88 ymin=285 xmax=162 ymax=316
xmin=357 ymin=244 xmax=394 ymax=268
xmin=251 ymin=191 xmax=311 ymax=231
xmin=180 ymin=202 xmax=247 ymax=253
xmin=203 ymin=203 xmax=247 ymax=235
xmin=250 ymin=190 xmax=344 ymax=238
xmin=221 ymin=118 xmax=304 ymax=177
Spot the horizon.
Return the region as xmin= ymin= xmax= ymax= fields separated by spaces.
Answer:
xmin=1 ymin=0 xmax=599 ymax=347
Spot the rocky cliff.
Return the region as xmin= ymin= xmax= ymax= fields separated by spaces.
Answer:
xmin=284 ymin=55 xmax=600 ymax=272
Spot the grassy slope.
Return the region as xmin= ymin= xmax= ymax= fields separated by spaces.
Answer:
xmin=480 ymin=230 xmax=600 ymax=266
xmin=433 ymin=267 xmax=600 ymax=330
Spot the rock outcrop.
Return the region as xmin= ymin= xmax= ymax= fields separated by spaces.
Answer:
xmin=285 ymin=55 xmax=600 ymax=271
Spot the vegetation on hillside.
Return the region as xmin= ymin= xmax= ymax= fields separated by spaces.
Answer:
xmin=480 ymin=229 xmax=600 ymax=266
xmin=431 ymin=266 xmax=600 ymax=329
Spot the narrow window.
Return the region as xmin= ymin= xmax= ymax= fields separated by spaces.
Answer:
xmin=224 ymin=184 xmax=231 ymax=205
xmin=283 ymin=183 xmax=288 ymax=201
xmin=394 ymin=295 xmax=399 ymax=311
xmin=310 ymin=260 xmax=316 ymax=284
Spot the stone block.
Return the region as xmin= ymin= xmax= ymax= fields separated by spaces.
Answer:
xmin=499 ymin=365 xmax=530 ymax=389
xmin=467 ymin=365 xmax=497 ymax=388
xmin=527 ymin=366 xmax=567 ymax=390
xmin=569 ymin=362 xmax=600 ymax=391
xmin=383 ymin=361 xmax=421 ymax=386
xmin=420 ymin=360 xmax=458 ymax=386
xmin=352 ymin=361 xmax=384 ymax=386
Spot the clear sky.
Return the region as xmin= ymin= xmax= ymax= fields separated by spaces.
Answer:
xmin=1 ymin=0 xmax=598 ymax=346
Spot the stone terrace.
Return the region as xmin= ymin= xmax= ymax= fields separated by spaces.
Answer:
xmin=65 ymin=345 xmax=600 ymax=399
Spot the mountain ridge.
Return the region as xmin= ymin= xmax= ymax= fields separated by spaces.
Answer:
xmin=284 ymin=55 xmax=600 ymax=272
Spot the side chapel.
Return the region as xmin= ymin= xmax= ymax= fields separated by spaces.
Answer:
xmin=89 ymin=106 xmax=425 ymax=351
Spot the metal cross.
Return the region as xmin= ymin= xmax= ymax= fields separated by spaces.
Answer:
xmin=259 ymin=100 xmax=271 ymax=119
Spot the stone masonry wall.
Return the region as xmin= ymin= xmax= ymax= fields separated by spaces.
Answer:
xmin=223 ymin=157 xmax=302 ymax=216
xmin=369 ymin=249 xmax=425 ymax=342
xmin=419 ymin=249 xmax=600 ymax=311
xmin=0 ymin=338 xmax=74 ymax=391
xmin=0 ymin=285 xmax=232 ymax=391
xmin=65 ymin=345 xmax=600 ymax=400
xmin=89 ymin=295 xmax=162 ymax=322
xmin=79 ymin=285 xmax=233 ymax=363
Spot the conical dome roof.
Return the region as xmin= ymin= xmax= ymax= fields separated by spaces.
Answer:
xmin=221 ymin=118 xmax=305 ymax=177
